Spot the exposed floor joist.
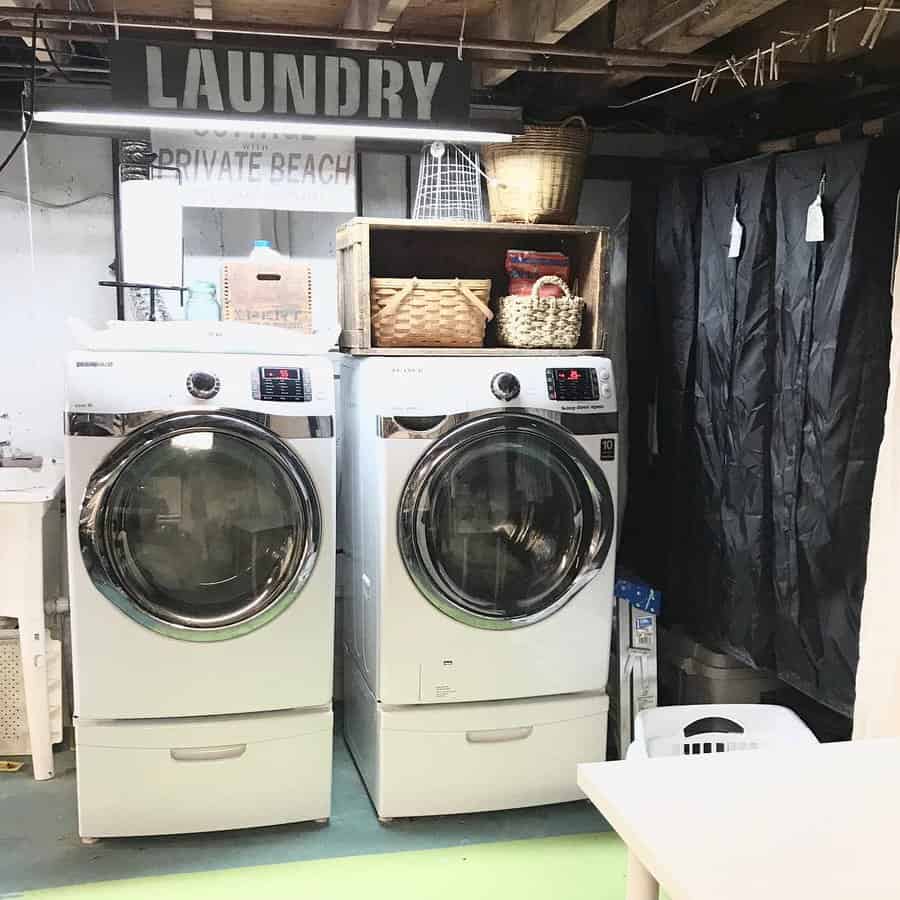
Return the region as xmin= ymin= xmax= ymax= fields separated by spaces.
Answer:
xmin=341 ymin=0 xmax=412 ymax=50
xmin=609 ymin=0 xmax=793 ymax=90
xmin=477 ymin=0 xmax=612 ymax=87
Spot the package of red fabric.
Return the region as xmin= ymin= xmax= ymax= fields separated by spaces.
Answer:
xmin=505 ymin=250 xmax=570 ymax=297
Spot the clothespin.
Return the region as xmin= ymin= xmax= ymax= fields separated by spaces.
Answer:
xmin=691 ymin=68 xmax=704 ymax=103
xmin=827 ymin=8 xmax=839 ymax=55
xmin=769 ymin=41 xmax=780 ymax=82
xmin=725 ymin=56 xmax=748 ymax=89
xmin=861 ymin=0 xmax=893 ymax=50
xmin=753 ymin=48 xmax=764 ymax=87
xmin=113 ymin=0 xmax=120 ymax=40
xmin=458 ymin=2 xmax=467 ymax=61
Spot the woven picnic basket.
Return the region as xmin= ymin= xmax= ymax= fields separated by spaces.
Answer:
xmin=370 ymin=277 xmax=493 ymax=347
xmin=483 ymin=116 xmax=591 ymax=224
xmin=495 ymin=275 xmax=584 ymax=349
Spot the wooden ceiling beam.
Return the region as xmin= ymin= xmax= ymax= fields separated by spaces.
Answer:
xmin=478 ymin=0 xmax=613 ymax=87
xmin=616 ymin=0 xmax=794 ymax=57
xmin=341 ymin=0 xmax=411 ymax=48
xmin=606 ymin=0 xmax=794 ymax=91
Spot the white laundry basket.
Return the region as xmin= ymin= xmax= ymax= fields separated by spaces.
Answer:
xmin=0 ymin=630 xmax=63 ymax=756
xmin=627 ymin=704 xmax=819 ymax=760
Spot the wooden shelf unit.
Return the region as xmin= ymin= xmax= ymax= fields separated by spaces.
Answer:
xmin=336 ymin=218 xmax=610 ymax=355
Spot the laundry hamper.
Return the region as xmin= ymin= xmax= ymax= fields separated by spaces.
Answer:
xmin=627 ymin=704 xmax=819 ymax=760
xmin=483 ymin=116 xmax=590 ymax=224
xmin=0 ymin=630 xmax=63 ymax=756
xmin=495 ymin=275 xmax=584 ymax=349
xmin=370 ymin=277 xmax=493 ymax=348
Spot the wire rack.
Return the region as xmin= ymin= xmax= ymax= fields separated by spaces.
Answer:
xmin=413 ymin=142 xmax=485 ymax=222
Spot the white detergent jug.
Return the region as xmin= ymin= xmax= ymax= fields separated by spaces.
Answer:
xmin=249 ymin=239 xmax=283 ymax=264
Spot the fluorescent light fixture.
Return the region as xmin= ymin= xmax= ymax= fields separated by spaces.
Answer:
xmin=33 ymin=109 xmax=515 ymax=143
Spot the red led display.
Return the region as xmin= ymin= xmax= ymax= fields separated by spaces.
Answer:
xmin=262 ymin=367 xmax=299 ymax=381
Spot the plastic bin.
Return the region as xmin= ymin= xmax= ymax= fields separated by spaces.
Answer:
xmin=627 ymin=704 xmax=819 ymax=759
xmin=659 ymin=626 xmax=780 ymax=706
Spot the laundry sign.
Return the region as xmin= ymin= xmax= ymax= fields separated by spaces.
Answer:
xmin=110 ymin=39 xmax=471 ymax=126
xmin=152 ymin=130 xmax=355 ymax=211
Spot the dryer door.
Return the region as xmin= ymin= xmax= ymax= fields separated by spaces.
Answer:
xmin=398 ymin=413 xmax=615 ymax=630
xmin=80 ymin=412 xmax=322 ymax=641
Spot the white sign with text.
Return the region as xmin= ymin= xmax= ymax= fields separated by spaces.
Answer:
xmin=152 ymin=130 xmax=356 ymax=211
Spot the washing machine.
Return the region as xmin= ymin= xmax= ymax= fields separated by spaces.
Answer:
xmin=340 ymin=355 xmax=618 ymax=819
xmin=65 ymin=351 xmax=335 ymax=838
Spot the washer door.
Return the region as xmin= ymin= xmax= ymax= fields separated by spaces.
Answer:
xmin=398 ymin=413 xmax=615 ymax=630
xmin=80 ymin=412 xmax=321 ymax=641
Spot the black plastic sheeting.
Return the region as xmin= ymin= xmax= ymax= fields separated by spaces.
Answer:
xmin=692 ymin=155 xmax=778 ymax=669
xmin=655 ymin=140 xmax=897 ymax=714
xmin=773 ymin=141 xmax=898 ymax=715
xmin=654 ymin=170 xmax=702 ymax=611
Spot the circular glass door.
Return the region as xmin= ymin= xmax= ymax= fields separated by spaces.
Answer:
xmin=398 ymin=414 xmax=614 ymax=630
xmin=80 ymin=412 xmax=321 ymax=641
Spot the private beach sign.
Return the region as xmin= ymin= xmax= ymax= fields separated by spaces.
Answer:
xmin=110 ymin=39 xmax=471 ymax=126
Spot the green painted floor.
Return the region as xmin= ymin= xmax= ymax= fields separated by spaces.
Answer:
xmin=1 ymin=726 xmax=611 ymax=895
xmin=26 ymin=834 xmax=627 ymax=899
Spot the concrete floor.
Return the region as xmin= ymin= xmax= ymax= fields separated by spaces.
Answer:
xmin=1 ymin=727 xmax=609 ymax=894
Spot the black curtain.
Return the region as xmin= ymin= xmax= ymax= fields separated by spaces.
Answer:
xmin=772 ymin=140 xmax=898 ymax=714
xmin=654 ymin=169 xmax=702 ymax=609
xmin=690 ymin=155 xmax=778 ymax=669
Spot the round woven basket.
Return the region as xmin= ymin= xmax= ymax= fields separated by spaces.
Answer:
xmin=495 ymin=275 xmax=584 ymax=349
xmin=484 ymin=117 xmax=590 ymax=224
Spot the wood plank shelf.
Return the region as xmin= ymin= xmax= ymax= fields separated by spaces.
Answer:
xmin=336 ymin=217 xmax=610 ymax=355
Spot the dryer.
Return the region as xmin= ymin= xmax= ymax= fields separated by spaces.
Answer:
xmin=340 ymin=356 xmax=618 ymax=819
xmin=65 ymin=351 xmax=335 ymax=838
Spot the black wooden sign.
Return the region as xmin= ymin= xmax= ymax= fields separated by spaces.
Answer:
xmin=109 ymin=39 xmax=471 ymax=126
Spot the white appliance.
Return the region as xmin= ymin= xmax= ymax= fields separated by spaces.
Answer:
xmin=65 ymin=351 xmax=336 ymax=838
xmin=340 ymin=356 xmax=618 ymax=819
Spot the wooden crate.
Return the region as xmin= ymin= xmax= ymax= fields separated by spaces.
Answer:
xmin=336 ymin=218 xmax=610 ymax=354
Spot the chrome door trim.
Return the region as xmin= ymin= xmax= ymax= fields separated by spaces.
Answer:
xmin=397 ymin=412 xmax=615 ymax=631
xmin=80 ymin=411 xmax=322 ymax=642
xmin=379 ymin=410 xmax=618 ymax=439
xmin=66 ymin=410 xmax=334 ymax=439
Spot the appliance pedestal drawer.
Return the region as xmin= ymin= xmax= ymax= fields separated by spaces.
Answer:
xmin=76 ymin=707 xmax=332 ymax=838
xmin=375 ymin=692 xmax=609 ymax=819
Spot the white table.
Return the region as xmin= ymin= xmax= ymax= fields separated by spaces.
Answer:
xmin=0 ymin=462 xmax=65 ymax=780
xmin=578 ymin=739 xmax=900 ymax=900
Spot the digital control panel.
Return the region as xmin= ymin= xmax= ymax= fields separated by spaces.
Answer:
xmin=252 ymin=366 xmax=312 ymax=403
xmin=546 ymin=367 xmax=600 ymax=402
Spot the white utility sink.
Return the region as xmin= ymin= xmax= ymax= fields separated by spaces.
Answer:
xmin=0 ymin=460 xmax=64 ymax=502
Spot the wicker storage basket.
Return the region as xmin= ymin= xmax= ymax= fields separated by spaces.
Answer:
xmin=495 ymin=275 xmax=584 ymax=349
xmin=370 ymin=277 xmax=493 ymax=348
xmin=483 ymin=117 xmax=591 ymax=224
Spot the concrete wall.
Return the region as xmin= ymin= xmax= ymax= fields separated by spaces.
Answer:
xmin=0 ymin=133 xmax=114 ymax=461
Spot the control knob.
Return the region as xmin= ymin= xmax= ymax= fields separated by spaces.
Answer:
xmin=186 ymin=371 xmax=220 ymax=400
xmin=491 ymin=372 xmax=521 ymax=402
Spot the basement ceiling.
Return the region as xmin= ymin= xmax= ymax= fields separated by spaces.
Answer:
xmin=2 ymin=0 xmax=900 ymax=140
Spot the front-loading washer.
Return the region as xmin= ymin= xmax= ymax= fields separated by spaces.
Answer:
xmin=65 ymin=351 xmax=335 ymax=837
xmin=339 ymin=355 xmax=618 ymax=818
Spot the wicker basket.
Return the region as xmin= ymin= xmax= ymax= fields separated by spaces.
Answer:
xmin=483 ymin=117 xmax=591 ymax=224
xmin=495 ymin=275 xmax=584 ymax=349
xmin=370 ymin=277 xmax=493 ymax=348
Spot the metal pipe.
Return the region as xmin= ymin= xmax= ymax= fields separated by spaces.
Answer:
xmin=0 ymin=5 xmax=722 ymax=68
xmin=0 ymin=24 xmax=825 ymax=84
xmin=0 ymin=61 xmax=107 ymax=74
